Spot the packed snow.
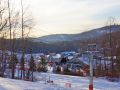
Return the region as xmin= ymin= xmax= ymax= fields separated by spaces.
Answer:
xmin=0 ymin=73 xmax=120 ymax=90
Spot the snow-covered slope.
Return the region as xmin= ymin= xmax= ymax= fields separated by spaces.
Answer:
xmin=0 ymin=73 xmax=120 ymax=90
xmin=0 ymin=77 xmax=67 ymax=90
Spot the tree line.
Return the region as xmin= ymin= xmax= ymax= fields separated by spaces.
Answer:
xmin=0 ymin=0 xmax=35 ymax=81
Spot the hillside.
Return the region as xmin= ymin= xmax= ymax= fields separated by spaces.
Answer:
xmin=32 ymin=25 xmax=120 ymax=43
xmin=2 ymin=25 xmax=120 ymax=53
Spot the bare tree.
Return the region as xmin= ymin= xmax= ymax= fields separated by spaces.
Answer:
xmin=0 ymin=0 xmax=33 ymax=79
xmin=20 ymin=0 xmax=33 ymax=79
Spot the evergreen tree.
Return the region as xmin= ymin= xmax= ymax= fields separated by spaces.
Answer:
xmin=37 ymin=56 xmax=46 ymax=72
xmin=14 ymin=55 xmax=18 ymax=64
xmin=29 ymin=49 xmax=36 ymax=81
xmin=29 ymin=55 xmax=36 ymax=71
xmin=8 ymin=57 xmax=12 ymax=69
xmin=61 ymin=57 xmax=67 ymax=64
xmin=9 ymin=54 xmax=18 ymax=79
xmin=11 ymin=54 xmax=18 ymax=79
xmin=20 ymin=55 xmax=25 ymax=79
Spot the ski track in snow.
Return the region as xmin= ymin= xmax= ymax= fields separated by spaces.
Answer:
xmin=0 ymin=73 xmax=120 ymax=90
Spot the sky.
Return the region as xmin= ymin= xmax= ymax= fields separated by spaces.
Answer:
xmin=13 ymin=0 xmax=120 ymax=37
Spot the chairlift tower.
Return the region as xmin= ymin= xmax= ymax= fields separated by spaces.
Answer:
xmin=87 ymin=44 xmax=97 ymax=90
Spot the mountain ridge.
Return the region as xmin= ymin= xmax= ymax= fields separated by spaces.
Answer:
xmin=32 ymin=25 xmax=120 ymax=43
